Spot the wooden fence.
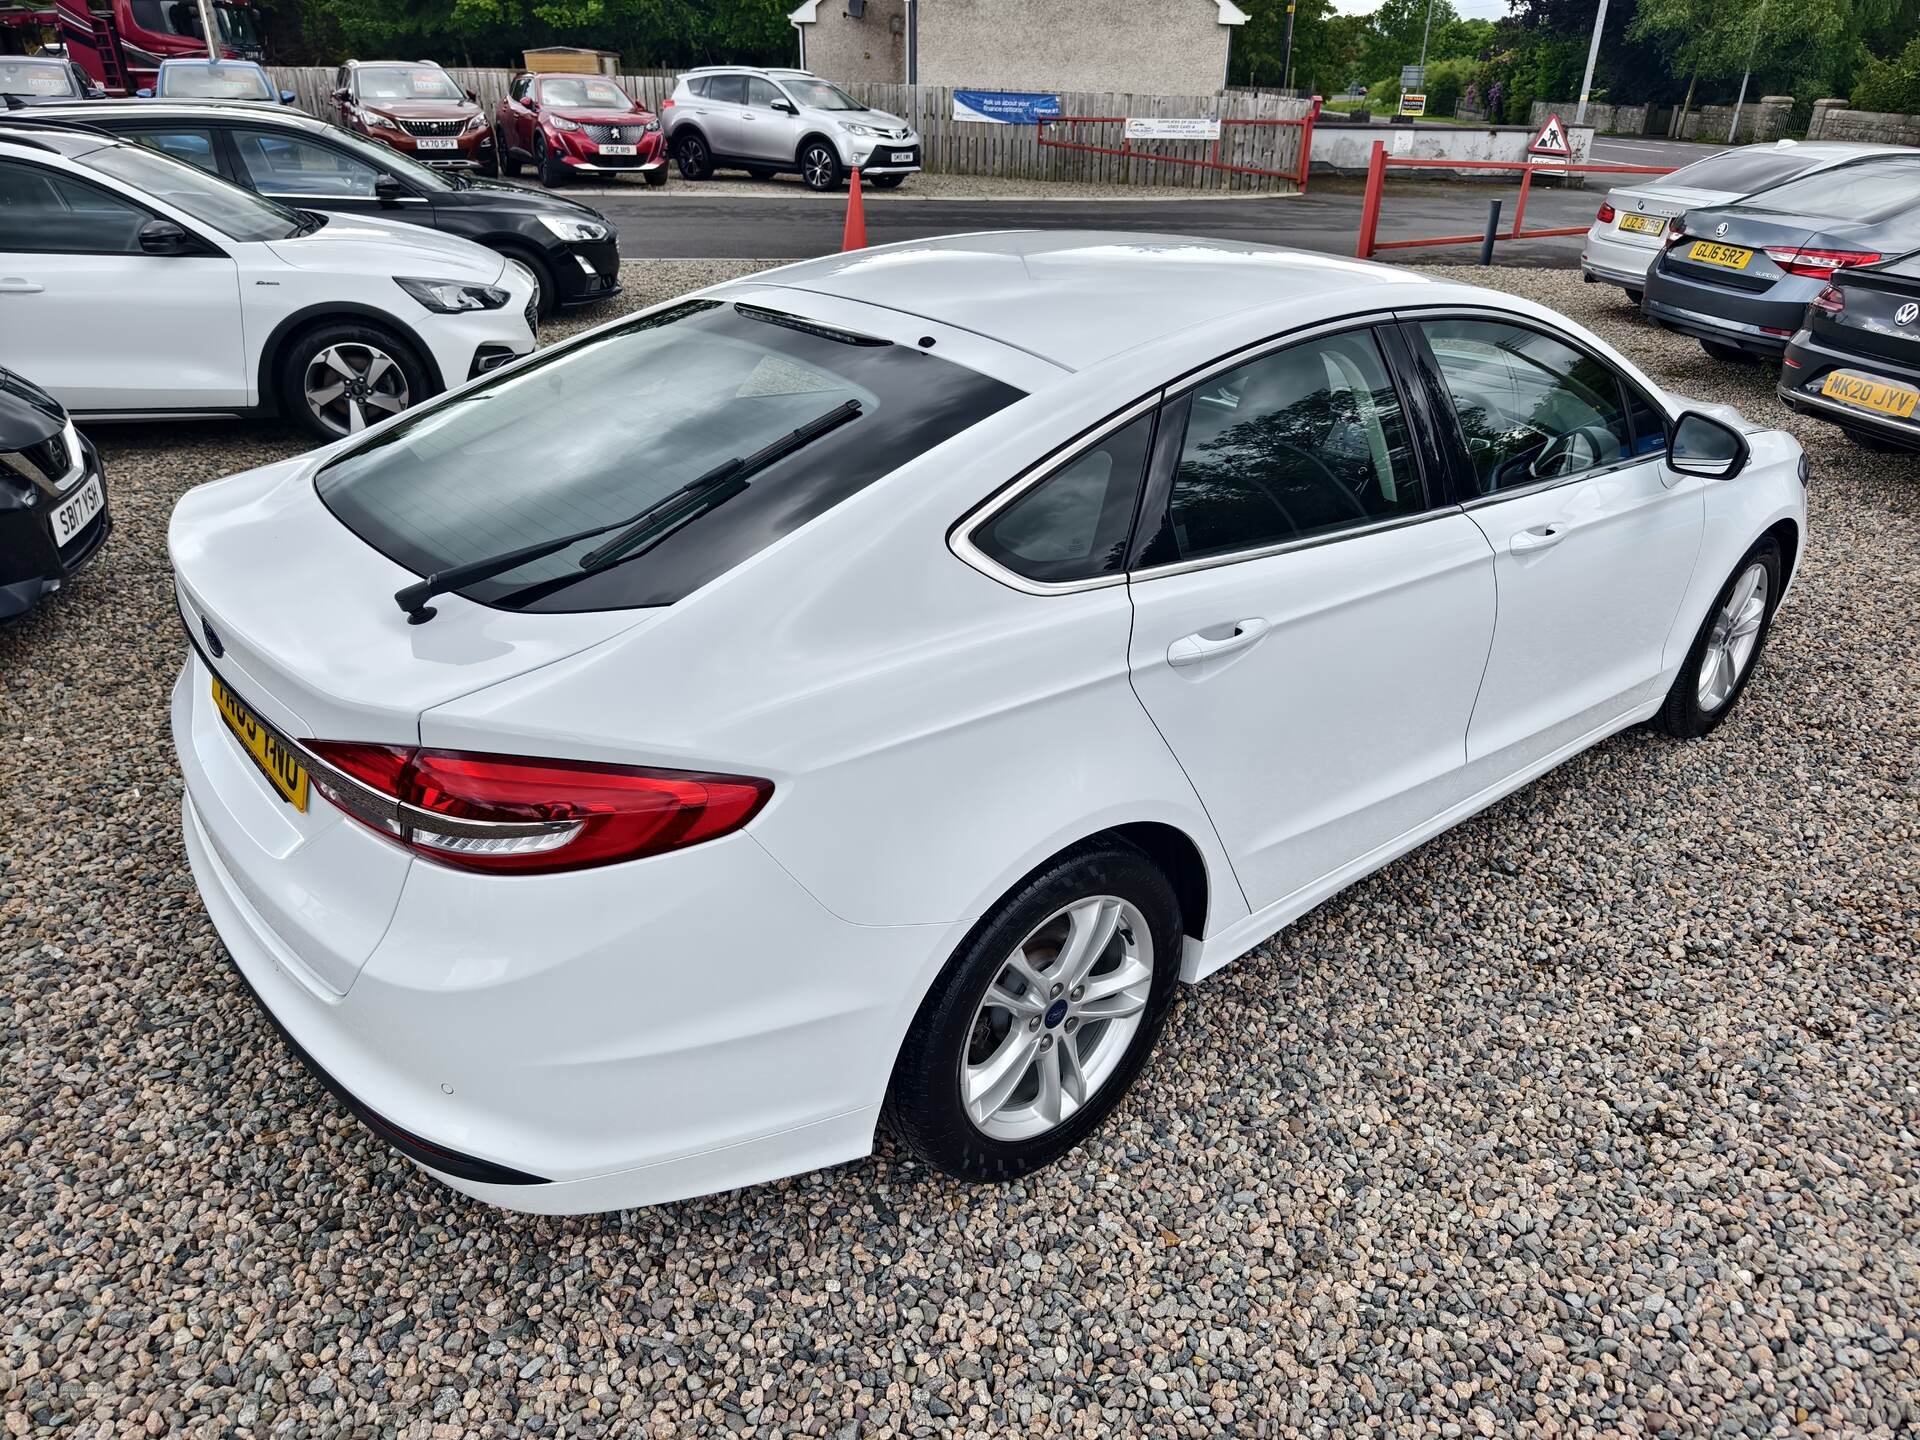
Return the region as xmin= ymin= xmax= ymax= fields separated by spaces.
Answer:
xmin=266 ymin=68 xmax=1317 ymax=192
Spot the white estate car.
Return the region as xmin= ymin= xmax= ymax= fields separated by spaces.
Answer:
xmin=170 ymin=234 xmax=1807 ymax=1213
xmin=0 ymin=122 xmax=536 ymax=439
xmin=1582 ymin=139 xmax=1920 ymax=302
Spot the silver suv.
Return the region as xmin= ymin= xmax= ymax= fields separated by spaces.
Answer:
xmin=663 ymin=67 xmax=921 ymax=192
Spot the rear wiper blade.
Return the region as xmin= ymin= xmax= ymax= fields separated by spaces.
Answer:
xmin=391 ymin=397 xmax=862 ymax=623
xmin=574 ymin=398 xmax=863 ymax=573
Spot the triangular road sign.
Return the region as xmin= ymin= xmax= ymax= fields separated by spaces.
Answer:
xmin=1529 ymin=112 xmax=1571 ymax=157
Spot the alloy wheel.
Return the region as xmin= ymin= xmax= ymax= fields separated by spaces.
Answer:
xmin=303 ymin=343 xmax=409 ymax=436
xmin=960 ymin=895 xmax=1154 ymax=1142
xmin=1696 ymin=560 xmax=1768 ymax=712
xmin=803 ymin=144 xmax=837 ymax=189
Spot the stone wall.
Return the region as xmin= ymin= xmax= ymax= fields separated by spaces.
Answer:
xmin=798 ymin=0 xmax=908 ymax=86
xmin=1526 ymin=101 xmax=1649 ymax=136
xmin=1677 ymin=96 xmax=1793 ymax=143
xmin=916 ymin=0 xmax=1233 ymax=95
xmin=1806 ymin=99 xmax=1920 ymax=145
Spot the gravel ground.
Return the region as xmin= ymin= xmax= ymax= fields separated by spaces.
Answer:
xmin=3 ymin=260 xmax=1917 ymax=1438
xmin=534 ymin=170 xmax=1298 ymax=202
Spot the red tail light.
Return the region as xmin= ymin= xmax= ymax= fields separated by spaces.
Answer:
xmin=1763 ymin=247 xmax=1882 ymax=278
xmin=304 ymin=742 xmax=772 ymax=875
xmin=1810 ymin=284 xmax=1846 ymax=315
xmin=660 ymin=97 xmax=674 ymax=108
xmin=1596 ymin=202 xmax=1617 ymax=223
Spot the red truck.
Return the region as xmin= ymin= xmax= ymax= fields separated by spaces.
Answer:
xmin=1 ymin=0 xmax=263 ymax=97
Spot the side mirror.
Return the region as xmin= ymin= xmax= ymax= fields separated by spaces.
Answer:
xmin=373 ymin=174 xmax=404 ymax=205
xmin=526 ymin=98 xmax=539 ymax=112
xmin=771 ymin=99 xmax=796 ymax=115
xmin=88 ymin=85 xmax=107 ymax=99
xmin=137 ymin=218 xmax=191 ymax=255
xmin=466 ymin=88 xmax=479 ymax=103
xmin=331 ymin=86 xmax=350 ymax=102
xmin=135 ymin=86 xmax=153 ymax=98
xmin=1667 ymin=410 xmax=1750 ymax=480
xmin=280 ymin=89 xmax=297 ymax=105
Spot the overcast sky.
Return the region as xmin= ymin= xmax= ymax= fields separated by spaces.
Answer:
xmin=1329 ymin=0 xmax=1514 ymax=17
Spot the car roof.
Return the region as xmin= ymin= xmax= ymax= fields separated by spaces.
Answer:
xmin=0 ymin=121 xmax=118 ymax=158
xmin=748 ymin=231 xmax=1446 ymax=372
xmin=683 ymin=65 xmax=815 ymax=78
xmin=20 ymin=97 xmax=316 ymax=124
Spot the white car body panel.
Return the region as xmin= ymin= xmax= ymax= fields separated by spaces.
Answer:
xmin=167 ymin=233 xmax=1809 ymax=1212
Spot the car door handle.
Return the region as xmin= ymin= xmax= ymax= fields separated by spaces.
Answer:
xmin=1167 ymin=618 xmax=1270 ymax=668
xmin=0 ymin=277 xmax=43 ymax=294
xmin=1509 ymin=525 xmax=1565 ymax=555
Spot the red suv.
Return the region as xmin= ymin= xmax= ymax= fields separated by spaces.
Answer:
xmin=332 ymin=60 xmax=496 ymax=174
xmin=495 ymin=72 xmax=666 ymax=187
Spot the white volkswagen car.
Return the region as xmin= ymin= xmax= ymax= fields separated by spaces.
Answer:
xmin=170 ymin=234 xmax=1807 ymax=1213
xmin=0 ymin=122 xmax=536 ymax=439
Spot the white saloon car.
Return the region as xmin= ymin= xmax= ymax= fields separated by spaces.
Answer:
xmin=1582 ymin=139 xmax=1919 ymax=302
xmin=170 ymin=234 xmax=1807 ymax=1213
xmin=0 ymin=122 xmax=535 ymax=439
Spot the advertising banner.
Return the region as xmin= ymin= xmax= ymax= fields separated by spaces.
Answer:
xmin=1123 ymin=117 xmax=1223 ymax=141
xmin=953 ymin=89 xmax=1064 ymax=124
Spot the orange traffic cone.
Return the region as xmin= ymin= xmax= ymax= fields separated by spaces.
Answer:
xmin=841 ymin=167 xmax=867 ymax=252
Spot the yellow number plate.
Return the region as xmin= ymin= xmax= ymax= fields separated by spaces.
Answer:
xmin=1687 ymin=240 xmax=1753 ymax=269
xmin=211 ymin=673 xmax=310 ymax=811
xmin=1618 ymin=213 xmax=1666 ymax=236
xmin=1821 ymin=370 xmax=1920 ymax=419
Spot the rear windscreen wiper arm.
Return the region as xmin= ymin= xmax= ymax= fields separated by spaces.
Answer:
xmin=391 ymin=397 xmax=862 ymax=624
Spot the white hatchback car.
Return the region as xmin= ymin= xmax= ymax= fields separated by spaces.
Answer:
xmin=170 ymin=234 xmax=1807 ymax=1213
xmin=0 ymin=122 xmax=536 ymax=439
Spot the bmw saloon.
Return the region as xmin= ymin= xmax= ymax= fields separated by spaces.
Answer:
xmin=170 ymin=234 xmax=1809 ymax=1212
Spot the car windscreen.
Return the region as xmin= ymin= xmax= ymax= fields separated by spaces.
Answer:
xmin=74 ymin=141 xmax=302 ymax=240
xmin=1741 ymin=158 xmax=1920 ymax=221
xmin=358 ymin=67 xmax=463 ymax=101
xmin=162 ymin=64 xmax=272 ymax=99
xmin=315 ymin=300 xmax=1026 ymax=613
xmin=779 ymin=79 xmax=863 ymax=111
xmin=539 ymin=77 xmax=633 ymax=109
xmin=0 ymin=60 xmax=79 ymax=97
xmin=1657 ymin=147 xmax=1821 ymax=196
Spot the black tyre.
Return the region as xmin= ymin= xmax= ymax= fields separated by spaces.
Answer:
xmin=643 ymin=166 xmax=669 ymax=187
xmin=496 ymin=127 xmax=522 ymax=178
xmin=674 ymin=130 xmax=712 ymax=180
xmin=537 ymin=134 xmax=566 ymax=187
xmin=1700 ymin=338 xmax=1756 ymax=364
xmin=502 ymin=247 xmax=556 ymax=320
xmin=279 ymin=321 xmax=432 ymax=443
xmin=799 ymin=138 xmax=842 ymax=192
xmin=867 ymin=173 xmax=906 ymax=190
xmin=884 ymin=840 xmax=1183 ymax=1182
xmin=1654 ymin=536 xmax=1783 ymax=739
xmin=476 ymin=143 xmax=499 ymax=179
xmin=1625 ymin=287 xmax=1643 ymax=305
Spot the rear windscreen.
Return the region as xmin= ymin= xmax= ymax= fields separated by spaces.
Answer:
xmin=315 ymin=300 xmax=1025 ymax=612
xmin=1658 ymin=148 xmax=1820 ymax=196
xmin=1741 ymin=158 xmax=1920 ymax=221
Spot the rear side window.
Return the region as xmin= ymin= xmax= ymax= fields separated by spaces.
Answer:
xmin=971 ymin=412 xmax=1153 ymax=585
xmin=1139 ymin=329 xmax=1425 ymax=565
xmin=317 ymin=301 xmax=1025 ymax=613
xmin=123 ymin=126 xmax=221 ymax=174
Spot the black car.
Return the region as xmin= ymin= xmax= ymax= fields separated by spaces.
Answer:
xmin=0 ymin=56 xmax=105 ymax=107
xmin=26 ymin=99 xmax=619 ymax=318
xmin=0 ymin=367 xmax=109 ymax=621
xmin=1778 ymin=252 xmax=1920 ymax=452
xmin=1643 ymin=155 xmax=1920 ymax=361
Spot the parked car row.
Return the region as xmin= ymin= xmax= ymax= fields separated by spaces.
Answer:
xmin=1583 ymin=140 xmax=1920 ymax=453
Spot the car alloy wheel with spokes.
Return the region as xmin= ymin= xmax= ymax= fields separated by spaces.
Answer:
xmin=801 ymin=141 xmax=841 ymax=192
xmin=304 ymin=342 xmax=410 ymax=437
xmin=1697 ymin=560 xmax=1769 ymax=713
xmin=885 ymin=839 xmax=1182 ymax=1182
xmin=962 ymin=895 xmax=1155 ymax=1141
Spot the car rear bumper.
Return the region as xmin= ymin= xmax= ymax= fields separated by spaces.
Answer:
xmin=175 ymin=663 xmax=944 ymax=1212
xmin=1778 ymin=328 xmax=1920 ymax=450
xmin=1642 ymin=263 xmax=1815 ymax=356
xmin=1642 ymin=292 xmax=1792 ymax=357
xmin=0 ymin=438 xmax=111 ymax=620
xmin=1581 ymin=228 xmax=1659 ymax=289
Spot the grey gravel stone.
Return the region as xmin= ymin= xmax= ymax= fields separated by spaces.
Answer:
xmin=1 ymin=259 xmax=1915 ymax=1438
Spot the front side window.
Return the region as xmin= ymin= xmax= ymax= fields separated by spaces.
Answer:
xmin=123 ymin=126 xmax=221 ymax=174
xmin=746 ymin=78 xmax=784 ymax=109
xmin=1420 ymin=319 xmax=1635 ymax=494
xmin=1140 ymin=329 xmax=1424 ymax=566
xmin=972 ymin=412 xmax=1153 ymax=585
xmin=75 ymin=142 xmax=301 ymax=242
xmin=0 ymin=161 xmax=150 ymax=254
xmin=233 ymin=130 xmax=380 ymax=199
xmin=316 ymin=301 xmax=1026 ymax=613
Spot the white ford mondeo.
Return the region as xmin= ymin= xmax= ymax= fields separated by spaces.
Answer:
xmin=170 ymin=233 xmax=1807 ymax=1213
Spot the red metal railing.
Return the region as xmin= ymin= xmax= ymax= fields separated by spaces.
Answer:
xmin=1037 ymin=98 xmax=1323 ymax=193
xmin=1354 ymin=139 xmax=1674 ymax=260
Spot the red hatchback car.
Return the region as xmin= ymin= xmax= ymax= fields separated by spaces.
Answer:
xmin=495 ymin=73 xmax=667 ymax=187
